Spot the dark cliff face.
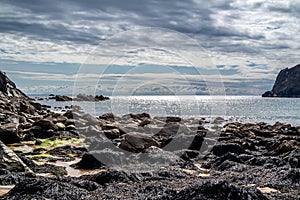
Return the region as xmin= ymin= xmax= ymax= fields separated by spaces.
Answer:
xmin=262 ymin=64 xmax=300 ymax=97
xmin=0 ymin=71 xmax=27 ymax=98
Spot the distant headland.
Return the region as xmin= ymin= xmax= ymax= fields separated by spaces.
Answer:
xmin=262 ymin=64 xmax=300 ymax=98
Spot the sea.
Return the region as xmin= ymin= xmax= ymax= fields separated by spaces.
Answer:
xmin=34 ymin=95 xmax=300 ymax=126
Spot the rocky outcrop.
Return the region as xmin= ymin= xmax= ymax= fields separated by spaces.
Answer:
xmin=262 ymin=64 xmax=300 ymax=97
xmin=0 ymin=71 xmax=27 ymax=98
xmin=52 ymin=94 xmax=109 ymax=102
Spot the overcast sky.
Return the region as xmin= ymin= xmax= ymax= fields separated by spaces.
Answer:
xmin=0 ymin=0 xmax=300 ymax=95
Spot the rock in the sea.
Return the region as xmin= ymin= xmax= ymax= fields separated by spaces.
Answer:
xmin=55 ymin=95 xmax=72 ymax=101
xmin=262 ymin=64 xmax=300 ymax=97
xmin=73 ymin=93 xmax=109 ymax=102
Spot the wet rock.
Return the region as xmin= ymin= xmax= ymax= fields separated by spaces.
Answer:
xmin=95 ymin=94 xmax=109 ymax=101
xmin=153 ymin=116 xmax=181 ymax=123
xmin=30 ymin=102 xmax=42 ymax=111
xmin=0 ymin=123 xmax=20 ymax=144
xmin=71 ymin=151 xmax=104 ymax=169
xmin=155 ymin=122 xmax=180 ymax=138
xmin=128 ymin=113 xmax=151 ymax=121
xmin=79 ymin=114 xmax=99 ymax=126
xmin=139 ymin=118 xmax=151 ymax=127
xmin=73 ymin=149 xmax=125 ymax=169
xmin=63 ymin=110 xmax=74 ymax=119
xmin=119 ymin=132 xmax=159 ymax=153
xmin=99 ymin=112 xmax=115 ymax=121
xmin=73 ymin=94 xmax=109 ymax=102
xmin=52 ymin=114 xmax=68 ymax=123
xmin=267 ymin=140 xmax=299 ymax=156
xmin=32 ymin=119 xmax=57 ymax=131
xmin=101 ymin=123 xmax=119 ymax=130
xmin=103 ymin=129 xmax=120 ymax=139
xmin=19 ymin=101 xmax=37 ymax=115
xmin=55 ymin=95 xmax=72 ymax=101
xmin=212 ymin=143 xmax=246 ymax=157
xmin=41 ymin=104 xmax=51 ymax=109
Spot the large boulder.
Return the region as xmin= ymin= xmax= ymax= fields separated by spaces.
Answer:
xmin=119 ymin=132 xmax=160 ymax=153
xmin=0 ymin=123 xmax=20 ymax=144
xmin=262 ymin=64 xmax=300 ymax=97
xmin=32 ymin=119 xmax=57 ymax=131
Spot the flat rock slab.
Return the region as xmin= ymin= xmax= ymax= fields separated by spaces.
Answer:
xmin=0 ymin=141 xmax=31 ymax=172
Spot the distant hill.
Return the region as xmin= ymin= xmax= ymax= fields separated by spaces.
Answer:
xmin=262 ymin=64 xmax=300 ymax=98
xmin=0 ymin=71 xmax=27 ymax=98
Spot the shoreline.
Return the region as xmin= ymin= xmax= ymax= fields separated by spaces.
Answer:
xmin=0 ymin=95 xmax=299 ymax=199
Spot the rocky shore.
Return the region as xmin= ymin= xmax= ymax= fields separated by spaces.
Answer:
xmin=0 ymin=71 xmax=299 ymax=199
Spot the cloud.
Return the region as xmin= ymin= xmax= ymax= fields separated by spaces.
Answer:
xmin=0 ymin=0 xmax=299 ymax=95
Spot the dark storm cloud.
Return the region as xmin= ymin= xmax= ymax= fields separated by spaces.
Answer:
xmin=0 ymin=0 xmax=266 ymax=46
xmin=0 ymin=20 xmax=103 ymax=44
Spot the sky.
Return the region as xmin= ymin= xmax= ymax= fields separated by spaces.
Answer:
xmin=0 ymin=0 xmax=300 ymax=95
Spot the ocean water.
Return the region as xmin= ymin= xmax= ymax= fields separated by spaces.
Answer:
xmin=36 ymin=96 xmax=300 ymax=126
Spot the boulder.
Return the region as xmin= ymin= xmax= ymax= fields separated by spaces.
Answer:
xmin=32 ymin=119 xmax=57 ymax=131
xmin=99 ymin=113 xmax=115 ymax=121
xmin=119 ymin=132 xmax=159 ymax=153
xmin=72 ymin=152 xmax=105 ymax=169
xmin=0 ymin=123 xmax=20 ymax=144
xmin=212 ymin=143 xmax=246 ymax=157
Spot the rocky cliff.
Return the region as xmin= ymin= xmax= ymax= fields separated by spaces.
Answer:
xmin=0 ymin=70 xmax=27 ymax=98
xmin=262 ymin=64 xmax=300 ymax=97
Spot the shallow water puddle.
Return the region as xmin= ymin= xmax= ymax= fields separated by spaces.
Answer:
xmin=52 ymin=159 xmax=106 ymax=177
xmin=0 ymin=185 xmax=15 ymax=196
xmin=54 ymin=158 xmax=82 ymax=177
